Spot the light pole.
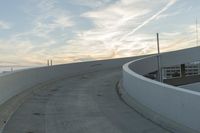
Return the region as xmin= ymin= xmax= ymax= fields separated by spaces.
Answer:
xmin=195 ymin=17 xmax=200 ymax=75
xmin=157 ymin=33 xmax=162 ymax=82
xmin=196 ymin=17 xmax=199 ymax=46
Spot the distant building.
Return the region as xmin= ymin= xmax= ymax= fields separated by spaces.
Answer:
xmin=163 ymin=62 xmax=200 ymax=79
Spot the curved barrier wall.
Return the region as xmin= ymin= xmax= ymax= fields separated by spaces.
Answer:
xmin=123 ymin=46 xmax=200 ymax=132
xmin=0 ymin=56 xmax=147 ymax=106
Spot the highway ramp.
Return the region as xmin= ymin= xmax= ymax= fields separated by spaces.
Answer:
xmin=2 ymin=68 xmax=169 ymax=133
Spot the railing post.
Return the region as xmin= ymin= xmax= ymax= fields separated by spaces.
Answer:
xmin=47 ymin=60 xmax=49 ymax=66
xmin=50 ymin=60 xmax=53 ymax=66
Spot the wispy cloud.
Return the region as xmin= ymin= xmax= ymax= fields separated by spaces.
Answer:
xmin=0 ymin=0 xmax=76 ymax=66
xmin=62 ymin=0 xmax=179 ymax=61
xmin=0 ymin=0 xmax=199 ymax=66
xmin=25 ymin=0 xmax=75 ymax=37
xmin=120 ymin=0 xmax=177 ymax=41
xmin=155 ymin=10 xmax=181 ymax=20
xmin=0 ymin=20 xmax=11 ymax=30
xmin=71 ymin=0 xmax=114 ymax=9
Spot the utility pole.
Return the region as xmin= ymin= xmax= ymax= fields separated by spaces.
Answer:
xmin=196 ymin=17 xmax=200 ymax=75
xmin=157 ymin=33 xmax=162 ymax=82
xmin=197 ymin=18 xmax=200 ymax=75
xmin=196 ymin=17 xmax=199 ymax=46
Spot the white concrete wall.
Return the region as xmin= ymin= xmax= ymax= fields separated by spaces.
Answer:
xmin=0 ymin=56 xmax=147 ymax=106
xmin=129 ymin=46 xmax=200 ymax=75
xmin=123 ymin=46 xmax=200 ymax=132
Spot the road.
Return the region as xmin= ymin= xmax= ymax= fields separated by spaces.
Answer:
xmin=3 ymin=68 xmax=169 ymax=133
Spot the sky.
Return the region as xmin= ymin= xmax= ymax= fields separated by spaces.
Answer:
xmin=0 ymin=0 xmax=200 ymax=67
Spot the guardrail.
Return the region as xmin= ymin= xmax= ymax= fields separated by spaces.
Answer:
xmin=122 ymin=46 xmax=200 ymax=133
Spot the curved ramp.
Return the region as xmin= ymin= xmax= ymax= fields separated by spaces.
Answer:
xmin=2 ymin=68 xmax=169 ymax=133
xmin=122 ymin=47 xmax=200 ymax=133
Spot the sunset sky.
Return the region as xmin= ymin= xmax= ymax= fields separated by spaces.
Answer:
xmin=0 ymin=0 xmax=200 ymax=67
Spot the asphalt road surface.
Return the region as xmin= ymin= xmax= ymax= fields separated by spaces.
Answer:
xmin=3 ymin=68 xmax=169 ymax=133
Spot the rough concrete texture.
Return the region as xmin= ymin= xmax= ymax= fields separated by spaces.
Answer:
xmin=3 ymin=68 xmax=169 ymax=133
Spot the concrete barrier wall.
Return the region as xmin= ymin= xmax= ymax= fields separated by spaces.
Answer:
xmin=123 ymin=46 xmax=200 ymax=132
xmin=0 ymin=56 xmax=148 ymax=106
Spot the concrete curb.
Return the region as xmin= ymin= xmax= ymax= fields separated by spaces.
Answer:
xmin=116 ymin=80 xmax=199 ymax=133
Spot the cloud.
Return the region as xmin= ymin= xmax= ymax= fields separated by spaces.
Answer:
xmin=188 ymin=24 xmax=200 ymax=33
xmin=120 ymin=0 xmax=177 ymax=41
xmin=18 ymin=0 xmax=75 ymax=39
xmin=32 ymin=14 xmax=74 ymax=38
xmin=154 ymin=10 xmax=180 ymax=20
xmin=0 ymin=20 xmax=11 ymax=30
xmin=33 ymin=1 xmax=75 ymax=36
xmin=62 ymin=0 xmax=179 ymax=61
xmin=0 ymin=38 xmax=38 ymax=66
xmin=72 ymin=0 xmax=114 ymax=8
xmin=54 ymin=16 xmax=74 ymax=28
xmin=1 ymin=0 xmax=197 ymax=66
xmin=0 ymin=0 xmax=76 ymax=66
xmin=82 ymin=0 xmax=151 ymax=29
